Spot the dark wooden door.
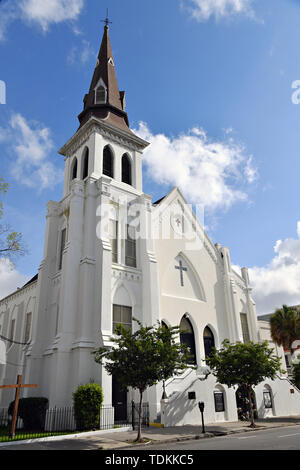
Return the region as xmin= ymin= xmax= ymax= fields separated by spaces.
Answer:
xmin=112 ymin=376 xmax=128 ymax=422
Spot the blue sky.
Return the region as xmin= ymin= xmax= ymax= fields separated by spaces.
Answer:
xmin=1 ymin=0 xmax=300 ymax=314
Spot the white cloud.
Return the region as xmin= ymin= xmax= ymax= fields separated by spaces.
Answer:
xmin=0 ymin=113 xmax=63 ymax=190
xmin=135 ymin=122 xmax=257 ymax=213
xmin=20 ymin=0 xmax=84 ymax=32
xmin=0 ymin=258 xmax=29 ymax=300
xmin=182 ymin=0 xmax=256 ymax=22
xmin=0 ymin=0 xmax=84 ymax=40
xmin=234 ymin=223 xmax=300 ymax=315
xmin=67 ymin=39 xmax=95 ymax=65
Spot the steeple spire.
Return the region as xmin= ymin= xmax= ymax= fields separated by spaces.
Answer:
xmin=78 ymin=22 xmax=130 ymax=132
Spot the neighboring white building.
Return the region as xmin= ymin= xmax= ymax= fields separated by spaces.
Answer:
xmin=0 ymin=25 xmax=299 ymax=426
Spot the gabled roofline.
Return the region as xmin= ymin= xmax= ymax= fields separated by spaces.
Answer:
xmin=152 ymin=186 xmax=220 ymax=261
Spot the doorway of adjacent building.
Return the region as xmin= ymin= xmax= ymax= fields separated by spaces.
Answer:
xmin=112 ymin=375 xmax=128 ymax=422
xmin=235 ymin=385 xmax=258 ymax=421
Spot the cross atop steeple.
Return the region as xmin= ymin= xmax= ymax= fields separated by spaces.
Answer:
xmin=101 ymin=8 xmax=112 ymax=28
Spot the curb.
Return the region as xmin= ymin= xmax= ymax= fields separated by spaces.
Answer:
xmin=113 ymin=422 xmax=300 ymax=450
xmin=118 ymin=432 xmax=215 ymax=450
xmin=0 ymin=426 xmax=133 ymax=448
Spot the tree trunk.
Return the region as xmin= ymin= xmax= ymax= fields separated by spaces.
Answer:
xmin=162 ymin=380 xmax=167 ymax=399
xmin=135 ymin=390 xmax=143 ymax=442
xmin=247 ymin=386 xmax=255 ymax=428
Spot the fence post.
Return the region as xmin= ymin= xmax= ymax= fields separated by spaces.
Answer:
xmin=131 ymin=400 xmax=135 ymax=430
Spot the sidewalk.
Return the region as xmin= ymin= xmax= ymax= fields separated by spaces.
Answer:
xmin=1 ymin=416 xmax=300 ymax=450
xmin=101 ymin=415 xmax=300 ymax=449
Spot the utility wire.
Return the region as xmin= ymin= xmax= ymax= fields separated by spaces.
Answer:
xmin=0 ymin=334 xmax=30 ymax=346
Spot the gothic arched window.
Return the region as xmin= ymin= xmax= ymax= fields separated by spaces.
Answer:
xmin=180 ymin=315 xmax=196 ymax=365
xmin=203 ymin=326 xmax=215 ymax=358
xmin=122 ymin=153 xmax=132 ymax=185
xmin=82 ymin=147 xmax=89 ymax=180
xmin=95 ymin=85 xmax=106 ymax=104
xmin=71 ymin=157 xmax=78 ymax=180
xmin=103 ymin=145 xmax=114 ymax=178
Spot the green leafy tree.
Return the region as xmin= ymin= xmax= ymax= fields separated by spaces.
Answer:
xmin=93 ymin=319 xmax=191 ymax=442
xmin=207 ymin=340 xmax=283 ymax=427
xmin=0 ymin=177 xmax=25 ymax=260
xmin=270 ymin=305 xmax=300 ymax=354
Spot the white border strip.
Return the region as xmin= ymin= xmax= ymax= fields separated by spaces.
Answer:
xmin=0 ymin=426 xmax=132 ymax=448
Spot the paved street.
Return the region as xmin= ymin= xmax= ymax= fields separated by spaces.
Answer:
xmin=130 ymin=425 xmax=300 ymax=451
xmin=1 ymin=417 xmax=300 ymax=450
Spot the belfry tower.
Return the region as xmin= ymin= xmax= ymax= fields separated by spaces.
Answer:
xmin=25 ymin=24 xmax=160 ymax=412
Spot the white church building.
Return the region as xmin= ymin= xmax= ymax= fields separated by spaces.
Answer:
xmin=0 ymin=25 xmax=300 ymax=426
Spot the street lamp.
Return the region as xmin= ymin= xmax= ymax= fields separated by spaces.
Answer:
xmin=198 ymin=401 xmax=205 ymax=434
xmin=197 ymin=365 xmax=211 ymax=381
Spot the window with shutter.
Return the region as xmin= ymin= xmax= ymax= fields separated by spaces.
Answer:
xmin=125 ymin=225 xmax=136 ymax=268
xmin=58 ymin=229 xmax=66 ymax=271
xmin=110 ymin=220 xmax=118 ymax=263
xmin=240 ymin=313 xmax=251 ymax=343
xmin=113 ymin=305 xmax=132 ymax=333
xmin=24 ymin=312 xmax=32 ymax=343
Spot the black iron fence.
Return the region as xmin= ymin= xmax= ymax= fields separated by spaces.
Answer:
xmin=0 ymin=403 xmax=140 ymax=443
xmin=128 ymin=401 xmax=150 ymax=430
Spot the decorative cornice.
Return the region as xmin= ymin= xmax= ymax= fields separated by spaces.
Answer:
xmin=0 ymin=281 xmax=37 ymax=307
xmin=112 ymin=266 xmax=142 ymax=283
xmin=59 ymin=118 xmax=149 ymax=158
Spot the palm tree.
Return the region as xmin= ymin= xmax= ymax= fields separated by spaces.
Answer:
xmin=270 ymin=304 xmax=300 ymax=354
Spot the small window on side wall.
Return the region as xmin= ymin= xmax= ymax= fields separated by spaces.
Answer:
xmin=58 ymin=228 xmax=66 ymax=271
xmin=10 ymin=319 xmax=15 ymax=344
xmin=24 ymin=312 xmax=32 ymax=343
xmin=214 ymin=392 xmax=225 ymax=412
xmin=263 ymin=391 xmax=272 ymax=409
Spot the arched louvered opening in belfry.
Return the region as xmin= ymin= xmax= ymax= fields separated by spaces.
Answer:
xmin=122 ymin=153 xmax=132 ymax=185
xmin=203 ymin=326 xmax=215 ymax=358
xmin=71 ymin=157 xmax=78 ymax=180
xmin=82 ymin=147 xmax=89 ymax=180
xmin=180 ymin=315 xmax=196 ymax=365
xmin=103 ymin=145 xmax=114 ymax=178
xmin=95 ymin=85 xmax=106 ymax=104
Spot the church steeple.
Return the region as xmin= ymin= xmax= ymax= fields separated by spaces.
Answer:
xmin=78 ymin=24 xmax=130 ymax=132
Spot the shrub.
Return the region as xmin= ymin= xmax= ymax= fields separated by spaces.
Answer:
xmin=8 ymin=397 xmax=49 ymax=431
xmin=292 ymin=361 xmax=300 ymax=389
xmin=73 ymin=383 xmax=103 ymax=431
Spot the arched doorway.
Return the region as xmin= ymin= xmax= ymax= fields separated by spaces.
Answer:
xmin=180 ymin=315 xmax=196 ymax=365
xmin=203 ymin=326 xmax=215 ymax=358
xmin=235 ymin=385 xmax=258 ymax=421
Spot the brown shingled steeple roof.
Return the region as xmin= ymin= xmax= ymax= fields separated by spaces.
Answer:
xmin=78 ymin=25 xmax=130 ymax=133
